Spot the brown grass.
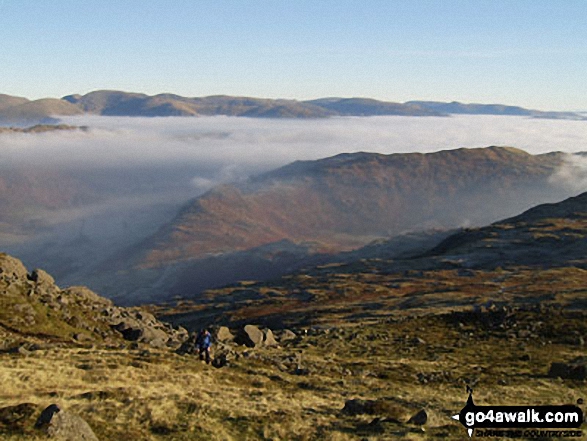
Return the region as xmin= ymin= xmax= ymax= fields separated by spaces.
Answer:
xmin=1 ymin=308 xmax=585 ymax=440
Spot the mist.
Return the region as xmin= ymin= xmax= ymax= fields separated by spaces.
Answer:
xmin=1 ymin=114 xmax=587 ymax=173
xmin=2 ymin=113 xmax=585 ymax=200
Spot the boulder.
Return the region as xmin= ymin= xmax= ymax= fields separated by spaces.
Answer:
xmin=28 ymin=269 xmax=55 ymax=287
xmin=278 ymin=329 xmax=297 ymax=342
xmin=176 ymin=332 xmax=199 ymax=355
xmin=263 ymin=329 xmax=278 ymax=347
xmin=407 ymin=409 xmax=428 ymax=425
xmin=111 ymin=316 xmax=172 ymax=348
xmin=36 ymin=404 xmax=99 ymax=441
xmin=216 ymin=326 xmax=234 ymax=343
xmin=548 ymin=358 xmax=587 ymax=380
xmin=237 ymin=325 xmax=264 ymax=348
xmin=112 ymin=319 xmax=143 ymax=341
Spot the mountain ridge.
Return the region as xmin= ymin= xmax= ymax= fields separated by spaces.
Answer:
xmin=75 ymin=145 xmax=578 ymax=305
xmin=1 ymin=90 xmax=585 ymax=124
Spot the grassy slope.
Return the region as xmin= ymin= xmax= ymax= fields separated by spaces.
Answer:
xmin=0 ymin=309 xmax=585 ymax=440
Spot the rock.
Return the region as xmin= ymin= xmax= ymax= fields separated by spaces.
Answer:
xmin=548 ymin=359 xmax=587 ymax=380
xmin=176 ymin=333 xmax=198 ymax=355
xmin=411 ymin=337 xmax=426 ymax=345
xmin=36 ymin=404 xmax=99 ymax=441
xmin=278 ymin=329 xmax=297 ymax=342
xmin=28 ymin=269 xmax=55 ymax=287
xmin=212 ymin=353 xmax=229 ymax=368
xmin=263 ymin=329 xmax=278 ymax=347
xmin=16 ymin=345 xmax=31 ymax=356
xmin=407 ymin=409 xmax=428 ymax=426
xmin=73 ymin=333 xmax=93 ymax=343
xmin=216 ymin=326 xmax=234 ymax=343
xmin=237 ymin=325 xmax=264 ymax=348
xmin=0 ymin=402 xmax=38 ymax=430
xmin=112 ymin=319 xmax=143 ymax=341
xmin=111 ymin=317 xmax=169 ymax=347
xmin=0 ymin=254 xmax=29 ymax=280
xmin=342 ymin=399 xmax=369 ymax=416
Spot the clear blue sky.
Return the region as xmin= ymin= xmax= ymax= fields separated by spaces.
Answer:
xmin=0 ymin=0 xmax=585 ymax=110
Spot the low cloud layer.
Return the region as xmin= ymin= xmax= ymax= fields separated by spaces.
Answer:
xmin=1 ymin=114 xmax=587 ymax=221
xmin=1 ymin=114 xmax=586 ymax=175
xmin=3 ymin=114 xmax=586 ymax=290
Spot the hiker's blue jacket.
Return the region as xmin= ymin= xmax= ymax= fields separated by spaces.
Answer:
xmin=197 ymin=332 xmax=212 ymax=349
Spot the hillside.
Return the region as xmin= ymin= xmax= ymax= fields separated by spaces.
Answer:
xmin=304 ymin=98 xmax=443 ymax=116
xmin=0 ymin=98 xmax=83 ymax=125
xmin=0 ymin=94 xmax=29 ymax=111
xmin=406 ymin=100 xmax=534 ymax=116
xmin=1 ymin=213 xmax=586 ymax=440
xmin=160 ymin=189 xmax=587 ymax=330
xmin=0 ymin=253 xmax=185 ymax=351
xmin=0 ymin=168 xmax=101 ymax=241
xmin=130 ymin=147 xmax=569 ymax=269
xmin=63 ymin=91 xmax=335 ymax=118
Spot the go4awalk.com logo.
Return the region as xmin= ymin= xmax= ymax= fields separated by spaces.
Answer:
xmin=452 ymin=388 xmax=584 ymax=438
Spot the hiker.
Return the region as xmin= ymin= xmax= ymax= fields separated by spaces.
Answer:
xmin=196 ymin=328 xmax=212 ymax=364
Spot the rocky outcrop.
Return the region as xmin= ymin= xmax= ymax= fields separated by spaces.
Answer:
xmin=107 ymin=309 xmax=186 ymax=348
xmin=263 ymin=329 xmax=278 ymax=347
xmin=0 ymin=402 xmax=39 ymax=432
xmin=235 ymin=325 xmax=280 ymax=348
xmin=35 ymin=404 xmax=99 ymax=441
xmin=0 ymin=253 xmax=187 ymax=349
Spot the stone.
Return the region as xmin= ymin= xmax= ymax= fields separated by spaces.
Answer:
xmin=279 ymin=329 xmax=297 ymax=342
xmin=112 ymin=319 xmax=143 ymax=341
xmin=212 ymin=353 xmax=229 ymax=368
xmin=28 ymin=269 xmax=55 ymax=287
xmin=176 ymin=332 xmax=199 ymax=355
xmin=0 ymin=402 xmax=38 ymax=430
xmin=407 ymin=409 xmax=428 ymax=426
xmin=216 ymin=326 xmax=234 ymax=342
xmin=237 ymin=325 xmax=264 ymax=348
xmin=263 ymin=329 xmax=278 ymax=347
xmin=35 ymin=404 xmax=98 ymax=441
xmin=36 ymin=404 xmax=99 ymax=441
xmin=0 ymin=254 xmax=29 ymax=280
xmin=548 ymin=359 xmax=587 ymax=380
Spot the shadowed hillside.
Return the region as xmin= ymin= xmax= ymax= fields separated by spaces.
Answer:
xmin=160 ymin=189 xmax=587 ymax=330
xmin=130 ymin=147 xmax=569 ymax=269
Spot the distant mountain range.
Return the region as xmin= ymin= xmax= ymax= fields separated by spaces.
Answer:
xmin=1 ymin=90 xmax=585 ymax=124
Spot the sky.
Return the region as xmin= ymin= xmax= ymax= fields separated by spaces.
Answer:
xmin=0 ymin=0 xmax=586 ymax=110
